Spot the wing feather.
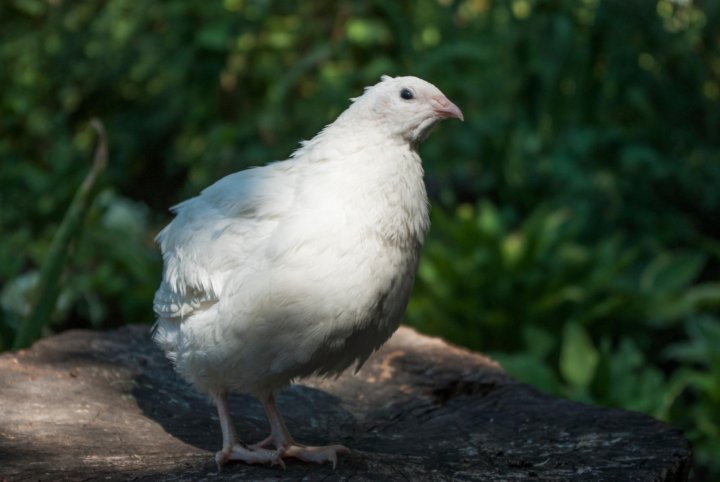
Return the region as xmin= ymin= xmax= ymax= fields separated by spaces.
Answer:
xmin=153 ymin=160 xmax=297 ymax=320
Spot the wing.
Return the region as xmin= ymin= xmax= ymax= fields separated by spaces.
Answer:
xmin=153 ymin=159 xmax=298 ymax=321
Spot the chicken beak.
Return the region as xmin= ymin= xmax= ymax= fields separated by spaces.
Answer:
xmin=432 ymin=97 xmax=464 ymax=121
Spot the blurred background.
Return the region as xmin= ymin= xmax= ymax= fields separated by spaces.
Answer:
xmin=1 ymin=0 xmax=718 ymax=478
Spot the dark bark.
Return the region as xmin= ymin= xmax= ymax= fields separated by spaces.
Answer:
xmin=0 ymin=325 xmax=690 ymax=481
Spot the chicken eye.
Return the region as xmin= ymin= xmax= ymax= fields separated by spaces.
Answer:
xmin=400 ymin=88 xmax=414 ymax=100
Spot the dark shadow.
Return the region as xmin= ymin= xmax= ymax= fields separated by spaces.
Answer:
xmin=131 ymin=353 xmax=359 ymax=454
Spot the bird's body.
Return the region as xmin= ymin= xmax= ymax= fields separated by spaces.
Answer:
xmin=153 ymin=75 xmax=462 ymax=467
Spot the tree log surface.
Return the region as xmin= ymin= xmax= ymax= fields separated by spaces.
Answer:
xmin=0 ymin=325 xmax=690 ymax=481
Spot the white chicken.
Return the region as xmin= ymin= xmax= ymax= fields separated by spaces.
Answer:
xmin=152 ymin=75 xmax=463 ymax=468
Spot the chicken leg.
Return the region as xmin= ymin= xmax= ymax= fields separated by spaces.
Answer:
xmin=212 ymin=392 xmax=285 ymax=468
xmin=252 ymin=392 xmax=349 ymax=468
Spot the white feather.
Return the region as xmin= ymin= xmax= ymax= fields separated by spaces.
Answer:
xmin=152 ymin=75 xmax=461 ymax=396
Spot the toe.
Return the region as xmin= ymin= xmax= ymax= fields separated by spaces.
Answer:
xmin=249 ymin=435 xmax=275 ymax=450
xmin=216 ymin=445 xmax=285 ymax=469
xmin=283 ymin=444 xmax=350 ymax=468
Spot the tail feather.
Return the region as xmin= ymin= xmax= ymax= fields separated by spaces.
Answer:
xmin=151 ymin=318 xmax=180 ymax=364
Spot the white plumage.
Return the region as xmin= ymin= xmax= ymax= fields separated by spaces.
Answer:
xmin=152 ymin=75 xmax=463 ymax=467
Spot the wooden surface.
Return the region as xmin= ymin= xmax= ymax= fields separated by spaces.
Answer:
xmin=0 ymin=325 xmax=691 ymax=481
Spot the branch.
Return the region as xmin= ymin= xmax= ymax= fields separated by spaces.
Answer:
xmin=13 ymin=119 xmax=109 ymax=349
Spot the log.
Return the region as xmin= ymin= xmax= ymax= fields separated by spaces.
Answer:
xmin=0 ymin=325 xmax=690 ymax=481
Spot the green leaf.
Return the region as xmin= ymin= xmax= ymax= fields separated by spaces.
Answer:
xmin=641 ymin=252 xmax=706 ymax=293
xmin=477 ymin=201 xmax=503 ymax=238
xmin=522 ymin=324 xmax=556 ymax=358
xmin=560 ymin=322 xmax=599 ymax=389
xmin=685 ymin=283 xmax=720 ymax=310
xmin=195 ymin=24 xmax=232 ymax=51
xmin=345 ymin=19 xmax=391 ymax=47
xmin=493 ymin=351 xmax=562 ymax=395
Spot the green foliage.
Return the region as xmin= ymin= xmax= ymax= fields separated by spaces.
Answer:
xmin=1 ymin=0 xmax=719 ymax=478
xmin=664 ymin=316 xmax=720 ymax=474
xmin=13 ymin=120 xmax=107 ymax=349
xmin=409 ymin=203 xmax=645 ymax=351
